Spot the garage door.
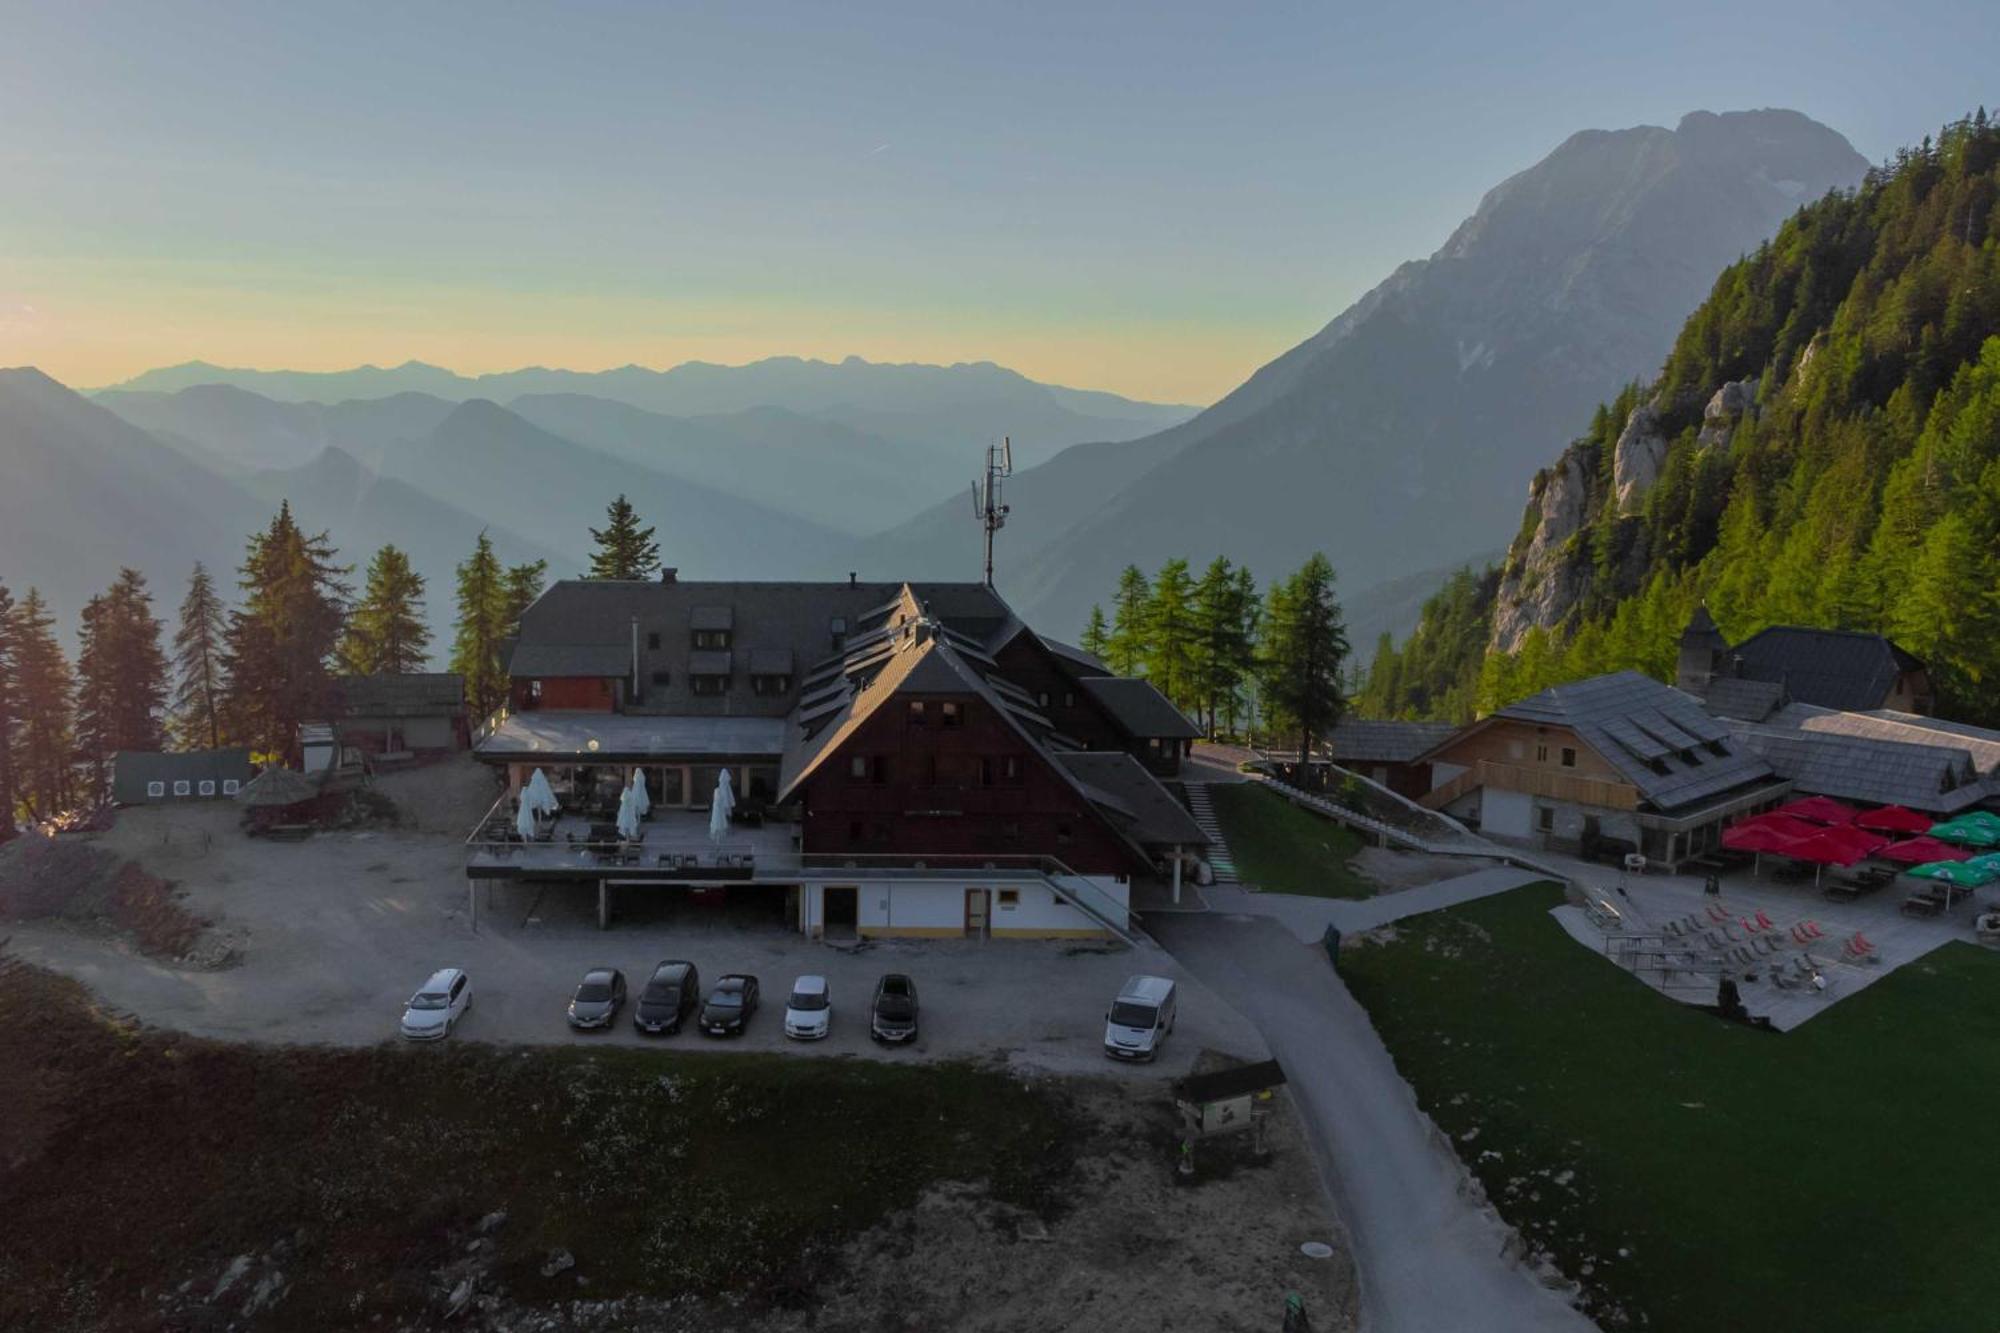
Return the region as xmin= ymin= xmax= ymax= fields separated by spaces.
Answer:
xmin=1483 ymin=788 xmax=1533 ymax=839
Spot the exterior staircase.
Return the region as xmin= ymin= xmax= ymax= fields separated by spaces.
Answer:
xmin=1183 ymin=783 xmax=1241 ymax=886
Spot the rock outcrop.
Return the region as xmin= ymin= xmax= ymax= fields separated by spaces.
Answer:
xmin=1696 ymin=377 xmax=1758 ymax=450
xmin=1490 ymin=446 xmax=1594 ymax=652
xmin=1612 ymin=403 xmax=1667 ymax=513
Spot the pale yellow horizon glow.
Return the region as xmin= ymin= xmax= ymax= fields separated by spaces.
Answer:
xmin=0 ymin=282 xmax=1300 ymax=406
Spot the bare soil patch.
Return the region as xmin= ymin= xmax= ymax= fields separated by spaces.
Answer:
xmin=0 ymin=832 xmax=232 ymax=965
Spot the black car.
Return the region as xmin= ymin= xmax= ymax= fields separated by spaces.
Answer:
xmin=567 ymin=966 xmax=627 ymax=1030
xmin=634 ymin=959 xmax=701 ymax=1035
xmin=699 ymin=973 xmax=760 ymax=1037
xmin=870 ymin=973 xmax=919 ymax=1043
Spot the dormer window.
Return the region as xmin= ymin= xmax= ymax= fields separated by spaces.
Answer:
xmin=691 ymin=673 xmax=729 ymax=696
xmin=693 ymin=628 xmax=731 ymax=650
xmin=830 ymin=616 xmax=848 ymax=652
xmin=751 ymin=673 xmax=792 ymax=697
xmin=691 ymin=605 xmax=733 ymax=650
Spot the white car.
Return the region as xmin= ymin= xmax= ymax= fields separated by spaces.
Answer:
xmin=400 ymin=967 xmax=471 ymax=1041
xmin=783 ymin=974 xmax=831 ymax=1040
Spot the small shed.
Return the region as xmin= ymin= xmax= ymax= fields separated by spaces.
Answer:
xmin=337 ymin=673 xmax=468 ymax=757
xmin=112 ymin=749 xmax=257 ymax=805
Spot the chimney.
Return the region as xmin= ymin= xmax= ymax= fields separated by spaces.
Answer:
xmin=659 ymin=567 xmax=678 ymax=584
xmin=848 ymin=571 xmax=858 ymax=588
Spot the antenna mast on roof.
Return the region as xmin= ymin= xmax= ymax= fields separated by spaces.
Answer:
xmin=970 ymin=436 xmax=1014 ymax=588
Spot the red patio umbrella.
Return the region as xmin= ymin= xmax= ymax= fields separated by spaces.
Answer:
xmin=1775 ymin=795 xmax=1858 ymax=825
xmin=1811 ymin=824 xmax=1888 ymax=861
xmin=1722 ymin=814 xmax=1821 ymax=854
xmin=1878 ymin=836 xmax=1974 ymax=865
xmin=1856 ymin=804 xmax=1935 ymax=835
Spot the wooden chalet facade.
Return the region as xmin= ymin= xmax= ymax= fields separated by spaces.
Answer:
xmin=469 ymin=575 xmax=1206 ymax=938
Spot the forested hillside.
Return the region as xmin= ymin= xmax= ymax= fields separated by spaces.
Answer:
xmin=1364 ymin=112 xmax=2000 ymax=725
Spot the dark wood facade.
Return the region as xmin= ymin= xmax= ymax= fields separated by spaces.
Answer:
xmin=796 ymin=685 xmax=1144 ymax=877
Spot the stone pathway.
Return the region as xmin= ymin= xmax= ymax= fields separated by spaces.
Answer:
xmin=1183 ymin=782 xmax=1240 ymax=885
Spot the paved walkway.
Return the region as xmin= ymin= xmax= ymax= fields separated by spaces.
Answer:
xmin=1182 ymin=783 xmax=1240 ymax=885
xmin=1154 ymin=912 xmax=1597 ymax=1333
xmin=1202 ymin=867 xmax=1550 ymax=943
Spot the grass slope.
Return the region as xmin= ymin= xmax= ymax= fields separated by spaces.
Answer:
xmin=1339 ymin=882 xmax=2000 ymax=1332
xmin=1210 ymin=783 xmax=1374 ymax=898
xmin=0 ymin=960 xmax=1075 ymax=1330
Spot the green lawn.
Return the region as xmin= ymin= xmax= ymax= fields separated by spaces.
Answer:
xmin=1339 ymin=882 xmax=2000 ymax=1333
xmin=1209 ymin=782 xmax=1375 ymax=898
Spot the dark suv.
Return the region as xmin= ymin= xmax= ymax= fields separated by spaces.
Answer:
xmin=633 ymin=960 xmax=700 ymax=1036
xmin=870 ymin=973 xmax=919 ymax=1043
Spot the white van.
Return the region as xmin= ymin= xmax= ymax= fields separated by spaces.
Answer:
xmin=1103 ymin=974 xmax=1177 ymax=1061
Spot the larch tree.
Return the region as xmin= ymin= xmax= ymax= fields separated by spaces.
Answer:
xmin=587 ymin=495 xmax=660 ymax=580
xmin=501 ymin=559 xmax=549 ymax=636
xmin=1190 ymin=557 xmax=1254 ymax=734
xmin=451 ymin=532 xmax=509 ymax=721
xmin=0 ymin=583 xmax=16 ymax=837
xmin=1078 ymin=606 xmax=1111 ymax=662
xmin=73 ymin=569 xmax=168 ymax=800
xmin=10 ymin=588 xmax=75 ymax=820
xmin=222 ymin=503 xmax=351 ymax=762
xmin=171 ymin=563 xmax=229 ymax=751
xmin=340 ymin=545 xmax=431 ymax=675
xmin=1255 ymin=554 xmax=1350 ymax=786
xmin=1144 ymin=558 xmax=1198 ymax=712
xmin=1105 ymin=565 xmax=1151 ymax=677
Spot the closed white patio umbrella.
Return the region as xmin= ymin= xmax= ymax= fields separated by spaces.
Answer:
xmin=515 ymin=794 xmax=538 ymax=841
xmin=526 ymin=768 xmax=559 ymax=816
xmin=630 ymin=768 xmax=651 ymax=818
xmin=708 ymin=768 xmax=735 ymax=846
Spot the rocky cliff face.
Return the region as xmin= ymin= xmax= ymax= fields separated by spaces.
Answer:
xmin=1489 ymin=374 xmax=1762 ymax=651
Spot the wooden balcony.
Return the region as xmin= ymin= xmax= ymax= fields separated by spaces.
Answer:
xmin=1420 ymin=759 xmax=1638 ymax=812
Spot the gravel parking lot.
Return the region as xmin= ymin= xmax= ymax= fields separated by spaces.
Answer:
xmin=5 ymin=773 xmax=1265 ymax=1079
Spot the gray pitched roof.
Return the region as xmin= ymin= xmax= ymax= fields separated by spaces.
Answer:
xmin=1731 ymin=627 xmax=1923 ymax=711
xmin=1495 ymin=671 xmax=1775 ymax=812
xmin=1040 ymin=636 xmax=1110 ymax=676
xmin=508 ymin=578 xmax=1010 ymax=717
xmin=1078 ymin=677 xmax=1202 ymax=740
xmin=1700 ymin=677 xmax=1787 ymax=723
xmin=1764 ymin=704 xmax=2000 ymax=775
xmin=338 ymin=673 xmax=465 ymax=718
xmin=1329 ymin=719 xmax=1459 ymax=764
xmin=1730 ymin=722 xmax=1989 ymax=814
xmin=1053 ymin=751 xmax=1210 ymax=847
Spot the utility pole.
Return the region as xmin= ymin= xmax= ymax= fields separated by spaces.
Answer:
xmin=970 ymin=437 xmax=1014 ymax=588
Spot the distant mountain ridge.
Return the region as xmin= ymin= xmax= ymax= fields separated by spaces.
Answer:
xmin=96 ymin=354 xmax=1198 ymax=471
xmin=851 ymin=108 xmax=1871 ymax=643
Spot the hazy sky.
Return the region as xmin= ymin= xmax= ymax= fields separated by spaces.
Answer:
xmin=1 ymin=1 xmax=1992 ymax=403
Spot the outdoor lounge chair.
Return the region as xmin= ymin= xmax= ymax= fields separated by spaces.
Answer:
xmin=1755 ymin=911 xmax=1776 ymax=931
xmin=1707 ymin=903 xmax=1733 ymax=924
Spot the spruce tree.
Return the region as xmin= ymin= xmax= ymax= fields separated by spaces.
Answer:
xmin=1078 ymin=606 xmax=1111 ymax=662
xmin=1105 ymin=566 xmax=1151 ymax=676
xmin=501 ymin=560 xmax=549 ymax=635
xmin=451 ymin=532 xmax=509 ymax=721
xmin=171 ymin=563 xmax=228 ymax=751
xmin=1255 ymin=555 xmax=1350 ymax=784
xmin=10 ymin=589 xmax=74 ymax=819
xmin=222 ymin=503 xmax=351 ymax=761
xmin=0 ymin=583 xmax=16 ymax=837
xmin=73 ymin=569 xmax=168 ymax=799
xmin=340 ymin=545 xmax=431 ymax=675
xmin=587 ymin=495 xmax=660 ymax=580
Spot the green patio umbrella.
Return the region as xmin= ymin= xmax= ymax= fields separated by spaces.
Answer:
xmin=1908 ymin=859 xmax=2000 ymax=888
xmin=1928 ymin=818 xmax=2000 ymax=847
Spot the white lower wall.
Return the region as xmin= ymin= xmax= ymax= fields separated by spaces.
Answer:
xmin=799 ymin=876 xmax=1126 ymax=939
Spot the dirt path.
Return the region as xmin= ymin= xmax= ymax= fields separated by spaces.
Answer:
xmin=1153 ymin=912 xmax=1598 ymax=1333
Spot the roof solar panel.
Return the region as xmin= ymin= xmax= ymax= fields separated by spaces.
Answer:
xmin=1601 ymin=717 xmax=1669 ymax=763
